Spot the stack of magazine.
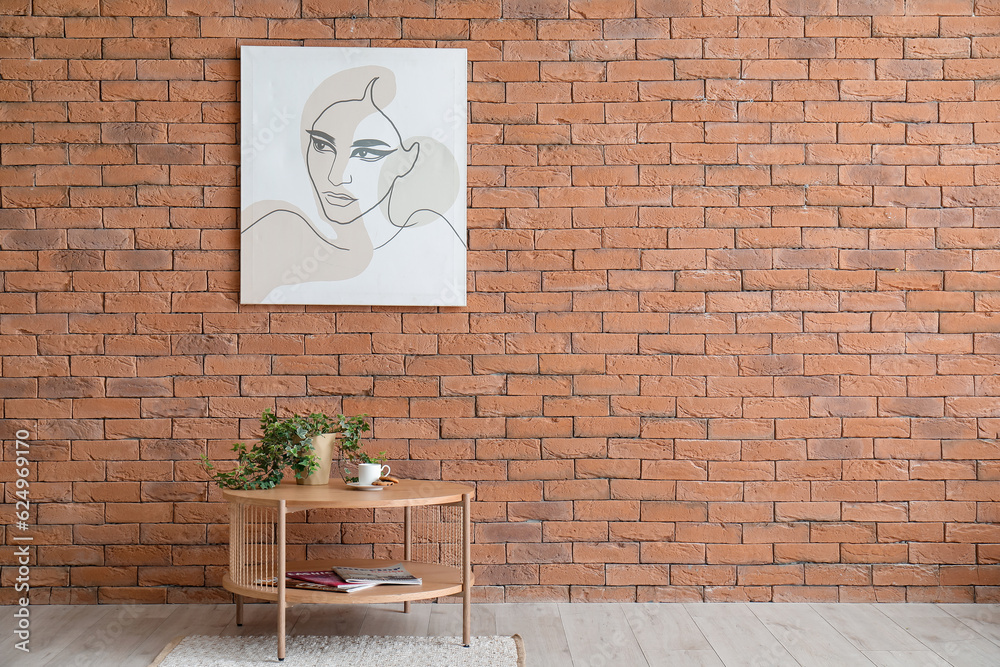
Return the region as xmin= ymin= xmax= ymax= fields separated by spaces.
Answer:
xmin=275 ymin=564 xmax=422 ymax=594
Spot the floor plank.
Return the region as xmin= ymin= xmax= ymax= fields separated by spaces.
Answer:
xmin=494 ymin=602 xmax=573 ymax=667
xmin=8 ymin=604 xmax=113 ymax=667
xmin=426 ymin=600 xmax=496 ymax=637
xmin=560 ymin=603 xmax=648 ymax=667
xmin=1 ymin=604 xmax=72 ymax=665
xmin=120 ymin=605 xmax=235 ymax=667
xmin=622 ymin=603 xmax=715 ymax=653
xmin=749 ymin=603 xmax=874 ymax=667
xmin=877 ymin=603 xmax=983 ymax=643
xmin=68 ymin=606 xmax=176 ymax=667
xmin=925 ymin=640 xmax=1000 ymax=667
xmin=686 ymin=602 xmax=800 ymax=667
xmin=359 ymin=601 xmax=430 ymax=636
xmin=877 ymin=603 xmax=1000 ymax=667
xmin=289 ymin=602 xmax=368 ymax=636
xmin=811 ymin=603 xmax=927 ymax=652
xmin=940 ymin=603 xmax=1000 ymax=646
xmin=654 ymin=650 xmax=727 ymax=666
xmin=862 ymin=650 xmax=953 ymax=667
xmin=218 ymin=601 xmax=279 ymax=637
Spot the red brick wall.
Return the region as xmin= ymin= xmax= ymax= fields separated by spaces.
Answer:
xmin=2 ymin=0 xmax=1000 ymax=604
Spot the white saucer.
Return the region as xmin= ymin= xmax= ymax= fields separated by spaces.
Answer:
xmin=347 ymin=482 xmax=384 ymax=491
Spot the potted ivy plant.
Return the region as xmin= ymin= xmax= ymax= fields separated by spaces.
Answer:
xmin=202 ymin=409 xmax=339 ymax=489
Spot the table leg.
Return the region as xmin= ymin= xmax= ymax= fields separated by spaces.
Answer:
xmin=278 ymin=500 xmax=286 ymax=661
xmin=404 ymin=506 xmax=412 ymax=614
xmin=236 ymin=594 xmax=243 ymax=626
xmin=462 ymin=492 xmax=471 ymax=647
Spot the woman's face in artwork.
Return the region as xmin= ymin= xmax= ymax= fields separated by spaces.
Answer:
xmin=306 ymin=84 xmax=412 ymax=225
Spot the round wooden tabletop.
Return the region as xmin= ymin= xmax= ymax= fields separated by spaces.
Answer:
xmin=221 ymin=478 xmax=473 ymax=509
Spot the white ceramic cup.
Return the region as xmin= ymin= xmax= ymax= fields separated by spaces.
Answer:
xmin=357 ymin=463 xmax=390 ymax=486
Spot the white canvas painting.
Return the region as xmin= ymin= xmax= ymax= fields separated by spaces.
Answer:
xmin=240 ymin=47 xmax=467 ymax=306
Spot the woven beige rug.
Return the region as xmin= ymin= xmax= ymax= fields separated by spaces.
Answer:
xmin=149 ymin=634 xmax=525 ymax=666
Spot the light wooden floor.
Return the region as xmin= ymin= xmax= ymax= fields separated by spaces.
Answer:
xmin=2 ymin=602 xmax=999 ymax=666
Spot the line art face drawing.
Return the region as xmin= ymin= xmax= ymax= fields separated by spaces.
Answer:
xmin=240 ymin=47 xmax=467 ymax=305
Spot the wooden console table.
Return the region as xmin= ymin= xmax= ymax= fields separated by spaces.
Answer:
xmin=221 ymin=479 xmax=474 ymax=660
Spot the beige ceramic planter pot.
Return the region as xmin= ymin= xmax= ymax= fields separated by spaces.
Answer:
xmin=297 ymin=433 xmax=342 ymax=485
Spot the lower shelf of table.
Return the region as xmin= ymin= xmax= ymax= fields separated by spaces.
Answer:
xmin=224 ymin=558 xmax=469 ymax=605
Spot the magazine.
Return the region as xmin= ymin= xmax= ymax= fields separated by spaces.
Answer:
xmin=253 ymin=573 xmax=377 ymax=593
xmin=285 ymin=569 xmax=366 ymax=589
xmin=331 ymin=563 xmax=422 ymax=585
xmin=287 ymin=579 xmax=377 ymax=594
